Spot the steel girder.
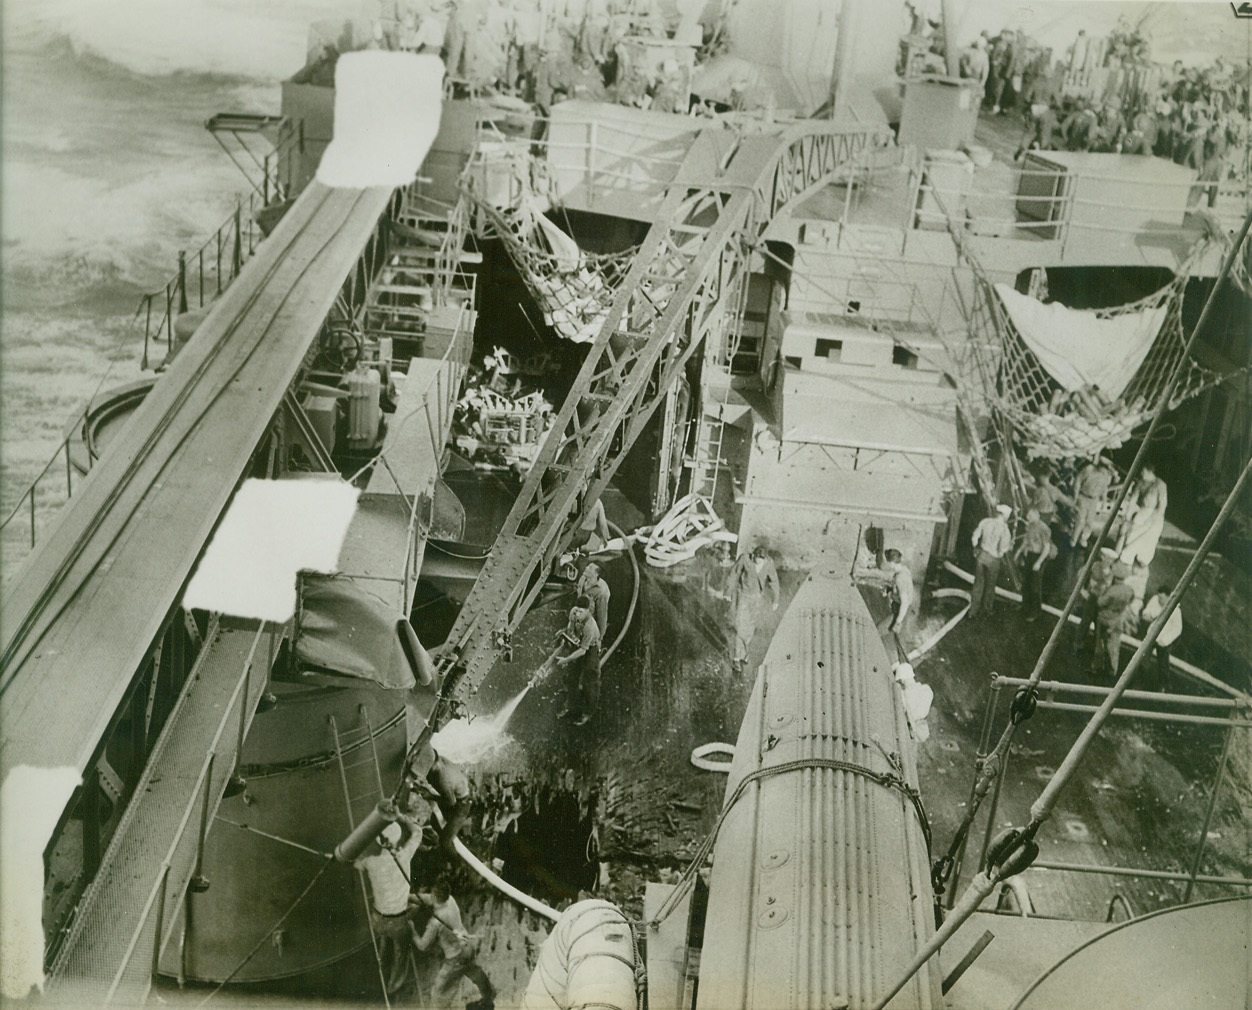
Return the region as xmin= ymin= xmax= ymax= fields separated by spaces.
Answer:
xmin=439 ymin=120 xmax=890 ymax=702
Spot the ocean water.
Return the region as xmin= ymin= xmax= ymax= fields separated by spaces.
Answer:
xmin=0 ymin=0 xmax=353 ymax=568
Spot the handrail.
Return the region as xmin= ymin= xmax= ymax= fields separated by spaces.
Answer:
xmin=2 ymin=195 xmax=265 ymax=556
xmin=97 ymin=621 xmax=271 ymax=1003
xmin=377 ymin=302 xmax=475 ymax=611
xmin=137 ymin=193 xmax=261 ymax=368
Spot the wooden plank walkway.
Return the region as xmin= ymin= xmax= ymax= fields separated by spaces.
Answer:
xmin=49 ymin=623 xmax=274 ymax=1001
xmin=0 ymin=182 xmax=394 ymax=784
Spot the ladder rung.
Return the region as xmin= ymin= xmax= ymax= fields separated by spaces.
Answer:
xmin=374 ymin=283 xmax=434 ymax=296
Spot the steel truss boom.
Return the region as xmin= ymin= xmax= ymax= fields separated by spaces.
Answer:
xmin=440 ymin=120 xmax=890 ymax=701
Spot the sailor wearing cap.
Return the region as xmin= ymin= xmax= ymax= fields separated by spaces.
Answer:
xmin=969 ymin=503 xmax=1014 ymax=619
xmin=1071 ymin=456 xmax=1114 ymax=548
xmin=1092 ymin=561 xmax=1135 ymax=679
xmin=353 ymin=799 xmax=428 ymax=993
xmin=1075 ymin=546 xmax=1119 ymax=650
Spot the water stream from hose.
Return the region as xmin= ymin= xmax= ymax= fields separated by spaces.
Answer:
xmin=431 ymin=683 xmax=530 ymax=765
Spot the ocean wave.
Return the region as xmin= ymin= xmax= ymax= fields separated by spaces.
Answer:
xmin=2 ymin=156 xmax=246 ymax=304
xmin=6 ymin=0 xmax=358 ymax=82
xmin=0 ymin=311 xmax=143 ymax=505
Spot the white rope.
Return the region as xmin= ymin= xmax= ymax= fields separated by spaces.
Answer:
xmin=636 ymin=493 xmax=736 ymax=568
xmin=690 ymin=742 xmax=736 ymax=773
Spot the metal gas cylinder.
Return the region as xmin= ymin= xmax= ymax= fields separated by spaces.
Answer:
xmin=346 ymin=365 xmax=381 ymax=444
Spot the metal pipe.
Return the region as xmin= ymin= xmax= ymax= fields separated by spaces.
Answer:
xmin=232 ymin=204 xmax=242 ymax=278
xmin=192 ymin=753 xmax=216 ymax=882
xmin=329 ymin=714 xmax=356 ymax=829
xmin=1031 ymin=700 xmax=1252 ymax=728
xmin=941 ymin=929 xmax=994 ymax=995
xmin=947 ymin=676 xmax=1003 ymax=908
xmin=871 ymin=871 xmax=999 ymax=1010
xmin=234 ymin=655 xmax=251 ymax=760
xmin=975 ymin=737 xmax=1010 ymax=879
xmin=1030 ymin=455 xmax=1252 ymax=829
xmin=1183 ymin=723 xmax=1234 ymax=902
xmin=151 ymin=865 xmax=171 ymax=977
xmin=362 ymin=704 xmax=386 ymax=799
xmin=333 ymin=803 xmax=393 ymax=863
xmin=1033 ymin=859 xmax=1252 ymax=888
xmin=991 ymin=675 xmax=1244 ymax=709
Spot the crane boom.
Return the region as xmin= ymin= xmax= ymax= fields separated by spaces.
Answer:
xmin=440 ymin=120 xmax=890 ymax=702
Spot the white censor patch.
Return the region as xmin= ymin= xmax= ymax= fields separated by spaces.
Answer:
xmin=316 ymin=51 xmax=444 ymax=189
xmin=1 ymin=766 xmax=82 ymax=999
xmin=184 ymin=477 xmax=359 ymax=622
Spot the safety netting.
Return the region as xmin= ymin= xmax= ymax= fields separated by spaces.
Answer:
xmin=472 ymin=187 xmax=638 ymax=343
xmin=969 ymin=266 xmax=1229 ymax=461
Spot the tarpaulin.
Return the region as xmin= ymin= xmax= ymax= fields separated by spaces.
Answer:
xmin=994 ymin=283 xmax=1168 ymax=402
xmin=184 ymin=477 xmax=359 ymax=622
xmin=295 ymin=575 xmax=432 ymax=689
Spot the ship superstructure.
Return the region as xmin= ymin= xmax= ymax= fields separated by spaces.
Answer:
xmin=2 ymin=1 xmax=1250 ymax=1007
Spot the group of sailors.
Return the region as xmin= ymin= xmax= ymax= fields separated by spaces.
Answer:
xmin=966 ymin=457 xmax=1180 ymax=683
xmin=347 ymin=542 xmax=618 ymax=1003
xmin=352 ymin=746 xmax=495 ymax=1007
xmin=955 ymin=25 xmax=1246 ymax=205
xmin=368 ymin=0 xmax=707 ymax=112
xmin=858 ymin=451 xmax=1181 ymax=689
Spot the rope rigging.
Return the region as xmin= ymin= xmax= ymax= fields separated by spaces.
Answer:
xmin=884 ymin=204 xmax=1252 ymax=1010
xmin=466 ymin=165 xmax=639 ymax=344
xmin=932 ymin=204 xmax=1252 ymax=904
xmin=971 ymin=260 xmax=1230 ymax=461
xmin=879 ymin=451 xmax=1252 ymax=1010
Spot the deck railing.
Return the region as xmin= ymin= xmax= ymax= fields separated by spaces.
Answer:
xmin=57 ymin=619 xmax=277 ymax=1005
xmin=138 ymin=193 xmax=261 ymax=369
xmin=0 ymin=196 xmax=264 ymax=558
xmin=353 ymin=299 xmax=475 ymax=615
xmin=954 ymin=672 xmax=1252 ymax=908
xmin=908 ymin=161 xmax=1249 ymax=256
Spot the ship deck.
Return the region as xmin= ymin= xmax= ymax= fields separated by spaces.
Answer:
xmin=0 ymin=182 xmax=394 ymax=785
xmin=436 ymin=494 xmax=1251 ymax=1008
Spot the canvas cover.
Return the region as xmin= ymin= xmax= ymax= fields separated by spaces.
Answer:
xmin=296 ymin=574 xmax=432 ymax=689
xmin=994 ymin=283 xmax=1168 ymax=401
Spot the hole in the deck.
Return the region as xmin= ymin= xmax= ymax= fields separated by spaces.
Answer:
xmin=496 ymin=788 xmax=598 ymax=902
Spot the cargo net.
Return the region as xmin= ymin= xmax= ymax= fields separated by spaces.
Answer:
xmin=970 ymin=268 xmax=1228 ymax=461
xmin=474 ymin=190 xmax=638 ymax=343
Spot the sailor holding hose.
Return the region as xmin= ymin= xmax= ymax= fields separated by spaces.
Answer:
xmin=728 ymin=544 xmax=780 ymax=673
xmin=576 ymin=561 xmax=611 ymax=636
xmin=349 ymin=798 xmax=428 ymax=994
xmin=556 ymin=596 xmax=602 ymax=726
